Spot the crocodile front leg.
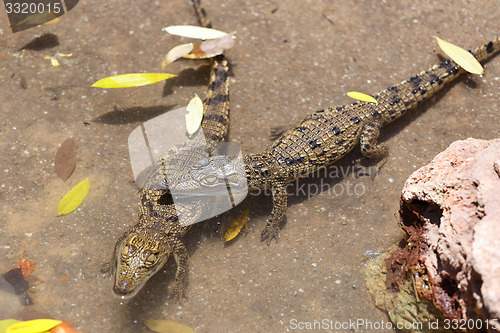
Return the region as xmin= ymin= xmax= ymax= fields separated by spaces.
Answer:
xmin=261 ymin=181 xmax=287 ymax=244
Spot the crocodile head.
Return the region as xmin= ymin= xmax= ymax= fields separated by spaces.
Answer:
xmin=112 ymin=232 xmax=170 ymax=298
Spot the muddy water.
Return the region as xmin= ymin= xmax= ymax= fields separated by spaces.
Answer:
xmin=1 ymin=0 xmax=499 ymax=332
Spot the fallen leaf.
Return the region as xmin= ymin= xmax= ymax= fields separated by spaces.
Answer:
xmin=161 ymin=43 xmax=194 ymax=68
xmin=162 ymin=25 xmax=227 ymax=40
xmin=225 ymin=209 xmax=250 ymax=242
xmin=57 ymin=178 xmax=90 ymax=216
xmin=10 ymin=12 xmax=60 ymax=28
xmin=2 ymin=246 xmax=35 ymax=295
xmin=185 ymin=95 xmax=204 ymax=135
xmin=50 ymin=322 xmax=80 ymax=333
xmin=6 ymin=319 xmax=62 ymax=333
xmin=184 ymin=33 xmax=235 ymax=59
xmin=346 ymin=91 xmax=378 ymax=104
xmin=144 ymin=319 xmax=195 ymax=333
xmin=91 ymin=73 xmax=177 ymax=88
xmin=0 ymin=320 xmax=21 ymax=333
xmin=44 ymin=56 xmax=59 ymax=67
xmin=435 ymin=36 xmax=484 ymax=75
xmin=54 ymin=138 xmax=77 ymax=182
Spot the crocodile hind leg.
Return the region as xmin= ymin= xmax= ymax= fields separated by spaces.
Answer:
xmin=170 ymin=236 xmax=189 ymax=302
xmin=355 ymin=119 xmax=388 ymax=178
xmin=261 ymin=181 xmax=287 ymax=244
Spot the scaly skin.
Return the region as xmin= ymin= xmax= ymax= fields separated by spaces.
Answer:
xmin=113 ymin=0 xmax=500 ymax=300
xmin=112 ymin=0 xmax=230 ymax=301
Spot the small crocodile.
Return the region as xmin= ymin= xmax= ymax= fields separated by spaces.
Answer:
xmin=112 ymin=0 xmax=230 ymax=300
xmin=113 ymin=1 xmax=500 ymax=301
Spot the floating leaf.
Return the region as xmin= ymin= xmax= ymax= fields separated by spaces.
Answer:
xmin=144 ymin=319 xmax=195 ymax=333
xmin=6 ymin=319 xmax=62 ymax=333
xmin=4 ymin=246 xmax=35 ymax=278
xmin=185 ymin=95 xmax=204 ymax=135
xmin=184 ymin=33 xmax=236 ymax=59
xmin=435 ymin=36 xmax=484 ymax=75
xmin=161 ymin=43 xmax=194 ymax=68
xmin=346 ymin=91 xmax=378 ymax=104
xmin=225 ymin=209 xmax=250 ymax=242
xmin=162 ymin=25 xmax=227 ymax=40
xmin=50 ymin=322 xmax=80 ymax=333
xmin=55 ymin=138 xmax=77 ymax=182
xmin=10 ymin=12 xmax=60 ymax=28
xmin=91 ymin=73 xmax=177 ymax=88
xmin=0 ymin=320 xmax=20 ymax=333
xmin=57 ymin=178 xmax=90 ymax=216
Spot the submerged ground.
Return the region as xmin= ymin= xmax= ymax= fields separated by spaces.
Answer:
xmin=0 ymin=0 xmax=499 ymax=332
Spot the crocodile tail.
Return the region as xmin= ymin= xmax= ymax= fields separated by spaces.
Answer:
xmin=374 ymin=37 xmax=500 ymax=124
xmin=472 ymin=37 xmax=500 ymax=63
xmin=192 ymin=0 xmax=212 ymax=28
xmin=191 ymin=0 xmax=231 ymax=145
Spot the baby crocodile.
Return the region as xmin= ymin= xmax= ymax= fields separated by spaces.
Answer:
xmin=113 ymin=1 xmax=500 ymax=300
xmin=112 ymin=0 xmax=230 ymax=300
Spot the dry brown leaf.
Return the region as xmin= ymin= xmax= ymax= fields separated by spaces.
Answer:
xmin=55 ymin=138 xmax=76 ymax=182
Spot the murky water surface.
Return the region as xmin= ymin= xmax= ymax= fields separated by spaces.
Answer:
xmin=1 ymin=0 xmax=498 ymax=331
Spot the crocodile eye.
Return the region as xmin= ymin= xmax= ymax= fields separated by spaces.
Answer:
xmin=203 ymin=175 xmax=217 ymax=184
xmin=146 ymin=253 xmax=156 ymax=263
xmin=122 ymin=244 xmax=136 ymax=257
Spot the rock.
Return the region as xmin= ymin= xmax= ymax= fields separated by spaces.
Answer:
xmin=384 ymin=138 xmax=500 ymax=328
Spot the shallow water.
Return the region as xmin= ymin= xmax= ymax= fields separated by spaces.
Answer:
xmin=1 ymin=0 xmax=499 ymax=332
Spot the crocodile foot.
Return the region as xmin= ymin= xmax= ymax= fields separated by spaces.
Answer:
xmin=261 ymin=220 xmax=280 ymax=244
xmin=170 ymin=281 xmax=186 ymax=303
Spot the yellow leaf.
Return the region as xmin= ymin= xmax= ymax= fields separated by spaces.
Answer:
xmin=435 ymin=36 xmax=484 ymax=75
xmin=185 ymin=94 xmax=204 ymax=135
xmin=57 ymin=178 xmax=90 ymax=216
xmin=91 ymin=73 xmax=177 ymax=88
xmin=6 ymin=319 xmax=62 ymax=333
xmin=225 ymin=209 xmax=250 ymax=242
xmin=1 ymin=320 xmax=21 ymax=333
xmin=44 ymin=56 xmax=59 ymax=67
xmin=346 ymin=91 xmax=378 ymax=104
xmin=162 ymin=25 xmax=227 ymax=40
xmin=144 ymin=319 xmax=195 ymax=333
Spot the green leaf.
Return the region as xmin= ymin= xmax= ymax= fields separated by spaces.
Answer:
xmin=435 ymin=36 xmax=484 ymax=75
xmin=162 ymin=25 xmax=227 ymax=40
xmin=91 ymin=73 xmax=177 ymax=88
xmin=57 ymin=178 xmax=90 ymax=216
xmin=346 ymin=91 xmax=378 ymax=104
xmin=144 ymin=319 xmax=195 ymax=333
xmin=185 ymin=94 xmax=204 ymax=135
xmin=6 ymin=319 xmax=62 ymax=333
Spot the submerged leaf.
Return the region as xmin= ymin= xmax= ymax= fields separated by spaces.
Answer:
xmin=162 ymin=25 xmax=227 ymax=40
xmin=185 ymin=95 xmax=204 ymax=135
xmin=54 ymin=138 xmax=77 ymax=182
xmin=144 ymin=319 xmax=195 ymax=333
xmin=91 ymin=73 xmax=177 ymax=88
xmin=44 ymin=56 xmax=59 ymax=67
xmin=435 ymin=36 xmax=484 ymax=75
xmin=57 ymin=178 xmax=90 ymax=216
xmin=6 ymin=319 xmax=62 ymax=333
xmin=346 ymin=91 xmax=378 ymax=104
xmin=225 ymin=209 xmax=250 ymax=242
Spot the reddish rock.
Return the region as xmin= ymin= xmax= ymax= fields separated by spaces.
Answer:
xmin=387 ymin=138 xmax=500 ymax=327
